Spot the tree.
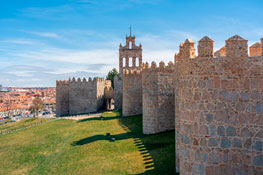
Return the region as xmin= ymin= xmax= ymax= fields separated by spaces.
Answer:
xmin=106 ymin=68 xmax=118 ymax=88
xmin=29 ymin=97 xmax=44 ymax=118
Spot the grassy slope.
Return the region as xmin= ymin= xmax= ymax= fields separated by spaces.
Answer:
xmin=0 ymin=111 xmax=175 ymax=175
xmin=0 ymin=118 xmax=52 ymax=134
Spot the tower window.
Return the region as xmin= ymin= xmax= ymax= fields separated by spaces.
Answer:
xmin=123 ymin=58 xmax=126 ymax=67
xmin=129 ymin=57 xmax=132 ymax=67
xmin=129 ymin=41 xmax=132 ymax=49
xmin=136 ymin=58 xmax=139 ymax=67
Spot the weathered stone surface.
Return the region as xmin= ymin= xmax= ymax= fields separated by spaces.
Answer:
xmin=119 ymin=34 xmax=142 ymax=74
xmin=142 ymin=61 xmax=175 ymax=134
xmin=175 ymin=35 xmax=263 ymax=174
xmin=114 ymin=74 xmax=123 ymax=110
xmin=56 ymin=78 xmax=110 ymax=116
xmin=122 ymin=69 xmax=142 ymax=116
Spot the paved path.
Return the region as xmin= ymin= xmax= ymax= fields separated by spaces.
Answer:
xmin=62 ymin=112 xmax=104 ymax=120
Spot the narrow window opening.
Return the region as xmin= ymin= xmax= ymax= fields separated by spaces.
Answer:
xmin=129 ymin=42 xmax=132 ymax=49
xmin=123 ymin=58 xmax=126 ymax=67
xmin=129 ymin=57 xmax=132 ymax=67
xmin=136 ymin=58 xmax=139 ymax=67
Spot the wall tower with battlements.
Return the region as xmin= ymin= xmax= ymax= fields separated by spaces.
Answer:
xmin=56 ymin=77 xmax=111 ymax=116
xmin=142 ymin=61 xmax=175 ymax=134
xmin=122 ymin=69 xmax=142 ymax=116
xmin=174 ymin=35 xmax=263 ymax=175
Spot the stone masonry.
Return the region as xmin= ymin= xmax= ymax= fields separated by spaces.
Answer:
xmin=56 ymin=32 xmax=263 ymax=175
xmin=142 ymin=61 xmax=175 ymax=134
xmin=114 ymin=74 xmax=123 ymax=110
xmin=122 ymin=69 xmax=142 ymax=116
xmin=56 ymin=77 xmax=111 ymax=116
xmin=56 ymin=80 xmax=69 ymax=116
xmin=119 ymin=34 xmax=142 ymax=74
xmin=115 ymin=32 xmax=143 ymax=112
xmin=175 ymin=35 xmax=263 ymax=175
xmin=250 ymin=42 xmax=261 ymax=56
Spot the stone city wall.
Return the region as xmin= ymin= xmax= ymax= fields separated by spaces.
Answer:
xmin=114 ymin=74 xmax=123 ymax=110
xmin=142 ymin=61 xmax=175 ymax=134
xmin=175 ymin=35 xmax=263 ymax=175
xmin=122 ymin=69 xmax=142 ymax=116
xmin=56 ymin=80 xmax=69 ymax=116
xmin=56 ymin=77 xmax=108 ymax=116
xmin=69 ymin=78 xmax=98 ymax=115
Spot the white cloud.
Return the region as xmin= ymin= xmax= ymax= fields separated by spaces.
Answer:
xmin=12 ymin=48 xmax=118 ymax=65
xmin=0 ymin=39 xmax=41 ymax=45
xmin=26 ymin=31 xmax=60 ymax=39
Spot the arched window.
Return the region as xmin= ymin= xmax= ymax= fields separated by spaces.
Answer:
xmin=123 ymin=58 xmax=126 ymax=67
xmin=129 ymin=57 xmax=132 ymax=67
xmin=136 ymin=58 xmax=139 ymax=67
xmin=129 ymin=42 xmax=132 ymax=49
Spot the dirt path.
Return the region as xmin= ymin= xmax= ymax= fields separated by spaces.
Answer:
xmin=62 ymin=112 xmax=104 ymax=120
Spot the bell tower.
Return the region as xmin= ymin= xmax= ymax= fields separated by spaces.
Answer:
xmin=119 ymin=27 xmax=142 ymax=74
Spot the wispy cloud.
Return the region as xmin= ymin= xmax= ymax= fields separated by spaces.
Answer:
xmin=0 ymin=39 xmax=41 ymax=45
xmin=24 ymin=31 xmax=60 ymax=39
xmin=11 ymin=48 xmax=118 ymax=65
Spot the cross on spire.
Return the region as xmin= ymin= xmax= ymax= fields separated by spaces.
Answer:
xmin=129 ymin=25 xmax=132 ymax=36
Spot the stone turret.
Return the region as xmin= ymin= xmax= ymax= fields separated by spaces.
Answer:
xmin=226 ymin=35 xmax=248 ymax=58
xmin=261 ymin=38 xmax=263 ymax=56
xmin=198 ymin=36 xmax=214 ymax=57
xmin=182 ymin=39 xmax=195 ymax=59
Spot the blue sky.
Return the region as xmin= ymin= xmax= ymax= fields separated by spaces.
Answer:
xmin=0 ymin=0 xmax=263 ymax=87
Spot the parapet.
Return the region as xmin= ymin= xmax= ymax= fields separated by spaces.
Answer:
xmin=198 ymin=36 xmax=214 ymax=57
xmin=175 ymin=35 xmax=263 ymax=59
xmin=57 ymin=77 xmax=105 ymax=87
xmin=56 ymin=80 xmax=69 ymax=85
xmin=143 ymin=61 xmax=174 ymax=73
xmin=225 ymin=35 xmax=248 ymax=58
xmin=69 ymin=77 xmax=105 ymax=83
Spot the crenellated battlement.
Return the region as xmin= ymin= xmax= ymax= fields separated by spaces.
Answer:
xmin=175 ymin=35 xmax=263 ymax=59
xmin=56 ymin=80 xmax=69 ymax=85
xmin=142 ymin=61 xmax=174 ymax=73
xmin=68 ymin=77 xmax=105 ymax=83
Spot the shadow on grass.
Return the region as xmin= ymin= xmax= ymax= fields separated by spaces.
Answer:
xmin=72 ymin=111 xmax=176 ymax=175
xmin=77 ymin=115 xmax=122 ymax=123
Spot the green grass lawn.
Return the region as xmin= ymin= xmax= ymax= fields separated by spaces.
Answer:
xmin=0 ymin=118 xmax=52 ymax=134
xmin=0 ymin=111 xmax=175 ymax=175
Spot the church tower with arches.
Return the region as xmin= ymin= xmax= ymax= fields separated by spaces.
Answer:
xmin=119 ymin=28 xmax=142 ymax=74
